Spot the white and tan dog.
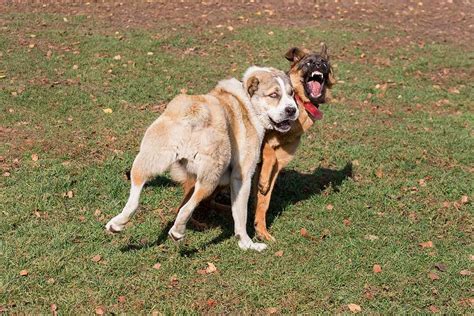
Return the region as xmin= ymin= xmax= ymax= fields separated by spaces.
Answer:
xmin=105 ymin=66 xmax=298 ymax=251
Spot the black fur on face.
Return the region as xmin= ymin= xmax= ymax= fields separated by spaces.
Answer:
xmin=285 ymin=44 xmax=333 ymax=104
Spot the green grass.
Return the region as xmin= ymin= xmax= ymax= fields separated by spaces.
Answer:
xmin=1 ymin=10 xmax=473 ymax=314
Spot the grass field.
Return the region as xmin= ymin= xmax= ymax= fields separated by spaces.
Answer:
xmin=1 ymin=2 xmax=473 ymax=314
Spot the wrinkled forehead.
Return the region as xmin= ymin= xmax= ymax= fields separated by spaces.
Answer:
xmin=297 ymin=53 xmax=328 ymax=69
xmin=257 ymin=71 xmax=292 ymax=95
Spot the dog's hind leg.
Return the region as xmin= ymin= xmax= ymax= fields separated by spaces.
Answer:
xmin=106 ymin=151 xmax=174 ymax=233
xmin=168 ymin=181 xmax=216 ymax=241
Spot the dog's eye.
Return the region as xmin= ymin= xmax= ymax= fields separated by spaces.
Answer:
xmin=268 ymin=92 xmax=279 ymax=98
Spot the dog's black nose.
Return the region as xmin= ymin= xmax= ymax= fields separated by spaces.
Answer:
xmin=285 ymin=106 xmax=296 ymax=116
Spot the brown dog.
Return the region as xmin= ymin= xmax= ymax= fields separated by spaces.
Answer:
xmin=253 ymin=45 xmax=334 ymax=240
xmin=178 ymin=45 xmax=334 ymax=241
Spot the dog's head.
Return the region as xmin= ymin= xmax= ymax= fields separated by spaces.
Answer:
xmin=285 ymin=44 xmax=334 ymax=120
xmin=242 ymin=66 xmax=299 ymax=133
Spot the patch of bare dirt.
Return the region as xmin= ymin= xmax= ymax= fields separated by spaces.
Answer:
xmin=2 ymin=0 xmax=473 ymax=48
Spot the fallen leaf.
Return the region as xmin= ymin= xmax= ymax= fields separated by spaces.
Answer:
xmin=343 ymin=218 xmax=351 ymax=226
xmin=470 ymin=254 xmax=474 ymax=261
xmin=102 ymin=108 xmax=113 ymax=114
xmin=274 ymin=250 xmax=284 ymax=257
xmin=147 ymin=52 xmax=154 ymax=56
xmin=419 ymin=241 xmax=433 ymax=248
xmin=418 ymin=179 xmax=426 ymax=187
xmin=94 ymin=209 xmax=101 ymax=217
xmin=113 ymin=55 xmax=122 ymax=60
xmin=206 ymin=299 xmax=217 ymax=307
xmin=95 ymin=306 xmax=105 ymax=315
xmin=459 ymin=269 xmax=471 ymax=276
xmin=266 ymin=307 xmax=278 ymax=314
xmin=31 ymin=154 xmax=39 ymax=161
xmin=458 ymin=297 xmax=474 ymax=307
xmin=63 ymin=17 xmax=68 ymax=22
xmin=448 ymin=87 xmax=460 ymax=94
xmin=153 ymin=263 xmax=161 ymax=270
xmin=65 ymin=190 xmax=74 ymax=198
xmin=227 ymin=26 xmax=234 ymax=31
xmin=268 ymin=31 xmax=274 ymax=35
xmin=19 ymin=269 xmax=28 ymax=276
xmin=460 ymin=195 xmax=469 ymax=204
xmin=375 ymin=168 xmax=383 ymax=178
xmin=50 ymin=304 xmax=57 ymax=312
xmin=47 ymin=278 xmax=55 ymax=284
xmin=428 ymin=305 xmax=439 ymax=313
xmin=428 ymin=272 xmax=440 ymax=281
xmin=434 ymin=263 xmax=447 ymax=272
xmin=326 ymin=204 xmax=334 ymax=211
xmin=347 ymin=303 xmax=362 ymax=313
xmin=180 ymin=88 xmax=188 ymax=94
xmin=72 ymin=64 xmax=79 ymax=70
xmin=373 ymin=264 xmax=382 ymax=273
xmin=117 ymin=296 xmax=126 ymax=303
xmin=300 ymin=228 xmax=309 ymax=237
xmin=169 ymin=275 xmax=179 ymax=287
xmin=206 ymin=262 xmax=217 ymax=274
xmin=91 ymin=255 xmax=102 ymax=262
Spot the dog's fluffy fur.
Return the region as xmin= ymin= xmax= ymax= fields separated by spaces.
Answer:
xmin=105 ymin=66 xmax=298 ymax=251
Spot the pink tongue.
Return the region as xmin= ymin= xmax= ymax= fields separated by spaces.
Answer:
xmin=308 ymin=81 xmax=321 ymax=96
xmin=304 ymin=102 xmax=323 ymax=120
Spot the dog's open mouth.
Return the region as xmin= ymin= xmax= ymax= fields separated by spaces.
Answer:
xmin=305 ymin=70 xmax=325 ymax=100
xmin=270 ymin=118 xmax=292 ymax=133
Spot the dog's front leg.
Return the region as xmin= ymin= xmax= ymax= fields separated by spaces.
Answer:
xmin=258 ymin=143 xmax=277 ymax=195
xmin=231 ymin=174 xmax=267 ymax=252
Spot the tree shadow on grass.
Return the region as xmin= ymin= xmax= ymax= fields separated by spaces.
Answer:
xmin=119 ymin=162 xmax=352 ymax=256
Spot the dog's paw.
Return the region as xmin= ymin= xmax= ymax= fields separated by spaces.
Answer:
xmin=258 ymin=181 xmax=270 ymax=195
xmin=105 ymin=215 xmax=128 ymax=233
xmin=256 ymin=228 xmax=276 ymax=242
xmin=168 ymin=226 xmax=185 ymax=242
xmin=238 ymin=239 xmax=267 ymax=252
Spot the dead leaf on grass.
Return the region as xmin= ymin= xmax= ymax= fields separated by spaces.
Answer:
xmin=91 ymin=255 xmax=102 ymax=262
xmin=95 ymin=306 xmax=105 ymax=315
xmin=274 ymin=250 xmax=284 ymax=257
xmin=428 ymin=272 xmax=440 ymax=281
xmin=428 ymin=305 xmax=439 ymax=313
xmin=31 ymin=154 xmax=39 ymax=161
xmin=113 ymin=55 xmax=121 ymax=60
xmin=117 ymin=296 xmax=126 ymax=303
xmin=50 ymin=304 xmax=57 ymax=312
xmin=419 ymin=241 xmax=433 ymax=248
xmin=347 ymin=303 xmax=362 ymax=313
xmin=153 ymin=263 xmax=162 ymax=270
xmin=300 ymin=228 xmax=309 ymax=237
xmin=373 ymin=264 xmax=382 ymax=273
xmin=266 ymin=307 xmax=278 ymax=314
xmin=434 ymin=263 xmax=447 ymax=272
xmin=19 ymin=269 xmax=28 ymax=276
xmin=459 ymin=269 xmax=471 ymax=276
xmin=375 ymin=168 xmax=383 ymax=178
xmin=326 ymin=204 xmax=334 ymax=211
xmin=207 ymin=299 xmax=217 ymax=308
xmin=343 ymin=218 xmax=351 ymax=226
xmin=198 ymin=262 xmax=217 ymax=274
xmin=102 ymin=108 xmax=113 ymax=114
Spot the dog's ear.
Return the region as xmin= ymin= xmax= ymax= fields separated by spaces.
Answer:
xmin=246 ymin=76 xmax=260 ymax=97
xmin=284 ymin=47 xmax=306 ymax=63
xmin=320 ymin=42 xmax=329 ymax=60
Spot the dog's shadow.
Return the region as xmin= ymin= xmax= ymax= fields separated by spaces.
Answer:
xmin=119 ymin=163 xmax=352 ymax=256
xmin=264 ymin=162 xmax=353 ymax=230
